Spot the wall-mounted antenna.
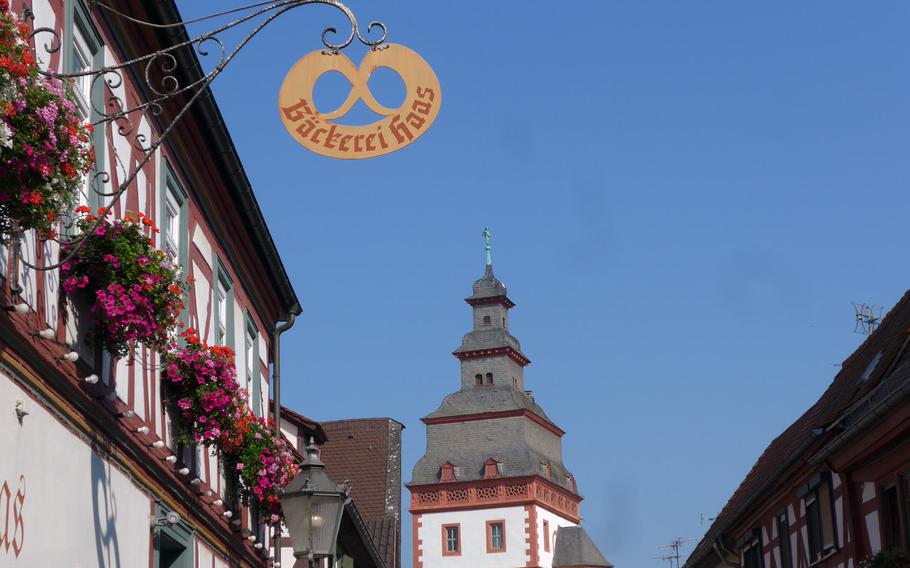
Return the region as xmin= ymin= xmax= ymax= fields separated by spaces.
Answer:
xmin=852 ymin=303 xmax=883 ymax=335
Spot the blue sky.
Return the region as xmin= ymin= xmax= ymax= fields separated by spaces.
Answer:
xmin=180 ymin=2 xmax=910 ymax=566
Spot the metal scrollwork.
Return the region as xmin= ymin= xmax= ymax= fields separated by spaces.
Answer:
xmin=15 ymin=0 xmax=387 ymax=271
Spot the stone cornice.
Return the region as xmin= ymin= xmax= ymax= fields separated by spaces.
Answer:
xmin=421 ymin=408 xmax=565 ymax=437
xmin=407 ymin=476 xmax=582 ymax=523
xmin=452 ymin=346 xmax=530 ymax=367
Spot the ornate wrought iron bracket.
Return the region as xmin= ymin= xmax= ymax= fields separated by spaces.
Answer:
xmin=19 ymin=0 xmax=386 ymax=272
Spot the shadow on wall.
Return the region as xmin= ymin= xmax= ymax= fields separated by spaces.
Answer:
xmin=92 ymin=445 xmax=122 ymax=568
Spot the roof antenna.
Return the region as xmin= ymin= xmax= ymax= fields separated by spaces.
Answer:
xmin=852 ymin=303 xmax=883 ymax=335
xmin=658 ymin=538 xmax=696 ymax=568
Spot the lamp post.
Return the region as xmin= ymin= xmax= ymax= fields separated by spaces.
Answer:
xmin=280 ymin=439 xmax=349 ymax=563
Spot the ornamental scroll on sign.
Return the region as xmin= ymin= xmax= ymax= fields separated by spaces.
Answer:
xmin=278 ymin=44 xmax=441 ymax=159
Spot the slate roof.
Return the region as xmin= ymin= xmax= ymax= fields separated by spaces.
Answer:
xmin=424 ymin=385 xmax=553 ymax=422
xmin=467 ymin=264 xmax=509 ymax=301
xmin=552 ymin=526 xmax=613 ymax=568
xmin=684 ymin=289 xmax=910 ymax=568
xmin=318 ymin=418 xmax=404 ymax=568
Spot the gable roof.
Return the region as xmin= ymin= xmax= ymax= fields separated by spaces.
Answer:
xmin=685 ymin=289 xmax=910 ymax=568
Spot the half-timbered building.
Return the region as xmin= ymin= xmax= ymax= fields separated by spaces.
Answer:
xmin=685 ymin=289 xmax=910 ymax=568
xmin=2 ymin=1 xmax=299 ymax=566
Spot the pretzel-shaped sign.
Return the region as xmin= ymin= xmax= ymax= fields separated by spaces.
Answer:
xmin=279 ymin=44 xmax=441 ymax=159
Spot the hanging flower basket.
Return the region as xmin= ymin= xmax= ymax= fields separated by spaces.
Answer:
xmin=162 ymin=328 xmax=299 ymax=522
xmin=0 ymin=3 xmax=94 ymax=241
xmin=223 ymin=411 xmax=299 ymax=522
xmin=61 ymin=210 xmax=187 ymax=357
xmin=161 ymin=329 xmax=246 ymax=446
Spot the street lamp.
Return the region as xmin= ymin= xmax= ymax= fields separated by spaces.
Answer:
xmin=280 ymin=439 xmax=349 ymax=562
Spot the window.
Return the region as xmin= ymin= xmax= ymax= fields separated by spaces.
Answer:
xmin=485 ymin=372 xmax=493 ymax=385
xmin=512 ymin=377 xmax=518 ymax=390
xmin=482 ymin=315 xmax=491 ymax=326
xmin=215 ymin=279 xmax=227 ymax=345
xmin=70 ymin=25 xmax=92 ymax=117
xmin=212 ymin=257 xmax=233 ymax=349
xmin=475 ymin=374 xmax=483 ymax=386
xmin=860 ymin=351 xmax=883 ymax=382
xmin=543 ymin=520 xmax=550 ymax=552
xmin=804 ymin=477 xmax=837 ymax=562
xmin=742 ymin=534 xmax=762 ymax=568
xmin=483 ymin=458 xmax=500 ymax=479
xmin=154 ymin=504 xmax=193 ymax=568
xmin=777 ymin=511 xmax=792 ymax=568
xmin=487 ymin=520 xmax=505 ymax=553
xmin=163 ymin=190 xmax=181 ymax=259
xmin=440 ymin=462 xmax=456 ymax=482
xmin=66 ymin=2 xmax=103 ymax=208
xmin=245 ymin=314 xmax=261 ymax=417
xmin=882 ymin=484 xmax=902 ymax=551
xmin=442 ymin=524 xmax=460 ymax=556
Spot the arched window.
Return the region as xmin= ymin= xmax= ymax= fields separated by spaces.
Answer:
xmin=475 ymin=374 xmax=483 ymax=386
xmin=485 ymin=373 xmax=493 ymax=385
xmin=482 ymin=315 xmax=491 ymax=326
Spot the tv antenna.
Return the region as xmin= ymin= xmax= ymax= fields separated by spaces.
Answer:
xmin=700 ymin=513 xmax=716 ymax=525
xmin=654 ymin=554 xmax=675 ymax=568
xmin=659 ymin=537 xmax=697 ymax=568
xmin=852 ymin=303 xmax=883 ymax=335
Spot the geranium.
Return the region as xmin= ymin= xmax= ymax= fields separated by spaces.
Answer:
xmin=224 ymin=412 xmax=299 ymax=521
xmin=161 ymin=329 xmax=244 ymax=446
xmin=61 ymin=211 xmax=185 ymax=357
xmin=0 ymin=4 xmax=93 ymax=241
xmin=162 ymin=328 xmax=299 ymax=523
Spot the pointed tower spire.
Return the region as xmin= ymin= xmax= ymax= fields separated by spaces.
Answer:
xmin=483 ymin=226 xmax=492 ymax=267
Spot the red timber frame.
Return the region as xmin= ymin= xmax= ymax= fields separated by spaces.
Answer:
xmin=409 ymin=475 xmax=582 ymax=524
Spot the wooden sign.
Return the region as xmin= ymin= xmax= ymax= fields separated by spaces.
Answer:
xmin=278 ymin=44 xmax=441 ymax=159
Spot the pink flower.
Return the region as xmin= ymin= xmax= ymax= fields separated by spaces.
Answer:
xmin=236 ymin=463 xmax=244 ymax=471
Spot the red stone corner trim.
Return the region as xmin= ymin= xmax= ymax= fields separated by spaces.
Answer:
xmin=525 ymin=505 xmax=539 ymax=567
xmin=486 ymin=519 xmax=507 ymax=553
xmin=413 ymin=513 xmax=423 ymax=568
xmin=441 ymin=523 xmax=461 ymax=557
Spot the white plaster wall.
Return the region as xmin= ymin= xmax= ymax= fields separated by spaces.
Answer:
xmin=0 ymin=373 xmax=151 ymax=567
xmin=419 ymin=506 xmax=528 ymax=568
xmin=279 ymin=417 xmax=297 ymax=449
xmin=30 ymin=0 xmax=56 ymax=71
xmin=866 ymin=512 xmax=881 ymax=554
xmin=192 ymin=260 xmax=211 ymax=344
xmin=192 ymin=225 xmax=213 ymax=270
xmin=536 ymin=506 xmax=577 ymax=568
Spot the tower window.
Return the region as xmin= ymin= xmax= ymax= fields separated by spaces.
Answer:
xmin=442 ymin=524 xmax=461 ymax=556
xmin=502 ymin=317 xmax=506 ymax=327
xmin=543 ymin=520 xmax=550 ymax=552
xmin=482 ymin=315 xmax=491 ymax=326
xmin=486 ymin=521 xmax=506 ymax=553
xmin=440 ymin=462 xmax=456 ymax=482
xmin=483 ymin=458 xmax=500 ymax=479
xmin=475 ymin=374 xmax=483 ymax=386
xmin=512 ymin=377 xmax=518 ymax=389
xmin=485 ymin=372 xmax=493 ymax=385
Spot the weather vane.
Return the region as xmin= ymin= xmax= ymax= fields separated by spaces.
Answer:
xmin=483 ymin=227 xmax=492 ymax=266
